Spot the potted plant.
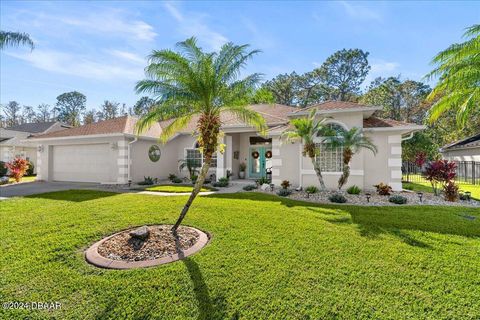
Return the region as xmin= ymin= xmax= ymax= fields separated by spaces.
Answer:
xmin=239 ymin=162 xmax=246 ymax=179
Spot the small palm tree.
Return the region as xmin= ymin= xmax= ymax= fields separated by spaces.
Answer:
xmin=136 ymin=37 xmax=266 ymax=231
xmin=326 ymin=127 xmax=377 ymax=190
xmin=425 ymin=24 xmax=479 ymax=125
xmin=0 ymin=31 xmax=34 ymax=50
xmin=282 ymin=109 xmax=327 ymax=190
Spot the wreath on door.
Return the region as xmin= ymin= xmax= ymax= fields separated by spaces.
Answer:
xmin=265 ymin=150 xmax=272 ymax=159
xmin=251 ymin=151 xmax=260 ymax=159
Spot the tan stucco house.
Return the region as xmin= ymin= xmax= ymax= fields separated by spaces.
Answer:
xmin=0 ymin=122 xmax=69 ymax=172
xmin=31 ymin=101 xmax=424 ymax=191
xmin=440 ymin=133 xmax=480 ymax=162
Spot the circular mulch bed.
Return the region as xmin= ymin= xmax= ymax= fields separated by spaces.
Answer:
xmin=85 ymin=225 xmax=209 ymax=269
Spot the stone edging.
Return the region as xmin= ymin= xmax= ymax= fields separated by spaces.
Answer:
xmin=85 ymin=225 xmax=209 ymax=269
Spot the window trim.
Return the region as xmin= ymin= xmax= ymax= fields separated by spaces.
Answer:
xmin=184 ymin=148 xmax=217 ymax=168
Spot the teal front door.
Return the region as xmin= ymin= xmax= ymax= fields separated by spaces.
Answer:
xmin=248 ymin=146 xmax=272 ymax=179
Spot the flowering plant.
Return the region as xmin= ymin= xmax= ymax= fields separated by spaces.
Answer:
xmin=5 ymin=158 xmax=29 ymax=182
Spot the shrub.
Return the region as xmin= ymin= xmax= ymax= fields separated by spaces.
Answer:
xmin=305 ymin=186 xmax=319 ymax=194
xmin=281 ymin=180 xmax=290 ymax=189
xmin=374 ymin=183 xmax=392 ymax=196
xmin=459 ymin=193 xmax=470 ymax=201
xmin=168 ymin=174 xmax=177 ymax=182
xmin=422 ymin=160 xmax=456 ymax=196
xmin=328 ymin=193 xmax=347 ymax=203
xmin=5 ymin=158 xmax=29 ymax=182
xmin=346 ymin=185 xmax=361 ymax=195
xmin=443 ymin=181 xmax=459 ymax=202
xmin=213 ymin=177 xmax=229 ymax=188
xmin=172 ymin=177 xmax=183 ymax=184
xmin=26 ymin=161 xmax=34 ymax=176
xmin=256 ymin=177 xmax=270 ymax=185
xmin=239 ymin=162 xmax=247 ymax=171
xmin=243 ymin=184 xmax=257 ymax=191
xmin=389 ymin=195 xmax=407 ymax=204
xmin=277 ymin=189 xmax=292 ymax=197
xmin=138 ymin=176 xmax=156 ymax=185
xmin=0 ymin=161 xmax=7 ymax=176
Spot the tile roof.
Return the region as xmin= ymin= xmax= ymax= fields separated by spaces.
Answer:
xmin=441 ymin=133 xmax=480 ymax=151
xmin=294 ymin=100 xmax=380 ymax=113
xmin=4 ymin=121 xmax=66 ymax=133
xmin=363 ymin=117 xmax=417 ymax=128
xmin=32 ymin=116 xmax=162 ymax=139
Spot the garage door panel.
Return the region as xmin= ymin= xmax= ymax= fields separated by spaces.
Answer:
xmin=52 ymin=144 xmax=116 ymax=183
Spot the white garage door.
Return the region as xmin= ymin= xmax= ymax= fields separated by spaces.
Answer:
xmin=52 ymin=144 xmax=116 ymax=183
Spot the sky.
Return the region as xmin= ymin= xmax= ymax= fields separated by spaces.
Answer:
xmin=1 ymin=1 xmax=479 ymax=111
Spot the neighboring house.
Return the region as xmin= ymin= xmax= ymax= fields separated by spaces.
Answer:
xmin=0 ymin=122 xmax=70 ymax=172
xmin=31 ymin=102 xmax=424 ymax=191
xmin=440 ymin=133 xmax=480 ymax=162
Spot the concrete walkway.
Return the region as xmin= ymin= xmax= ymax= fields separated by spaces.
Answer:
xmin=0 ymin=181 xmax=102 ymax=198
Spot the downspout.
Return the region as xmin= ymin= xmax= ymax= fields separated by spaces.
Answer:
xmin=127 ymin=137 xmax=138 ymax=184
xmin=401 ymin=132 xmax=414 ymax=141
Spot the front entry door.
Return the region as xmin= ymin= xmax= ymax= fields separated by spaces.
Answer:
xmin=249 ymin=146 xmax=272 ymax=179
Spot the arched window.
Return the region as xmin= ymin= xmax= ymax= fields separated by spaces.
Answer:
xmin=315 ymin=122 xmax=345 ymax=172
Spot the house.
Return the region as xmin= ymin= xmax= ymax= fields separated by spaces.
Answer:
xmin=31 ymin=102 xmax=424 ymax=191
xmin=440 ymin=133 xmax=480 ymax=162
xmin=0 ymin=122 xmax=70 ymax=172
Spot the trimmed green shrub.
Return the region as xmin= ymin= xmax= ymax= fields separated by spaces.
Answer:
xmin=346 ymin=185 xmax=361 ymax=195
xmin=256 ymin=177 xmax=270 ymax=185
xmin=389 ymin=195 xmax=407 ymax=204
xmin=168 ymin=174 xmax=177 ymax=182
xmin=26 ymin=161 xmax=34 ymax=176
xmin=213 ymin=177 xmax=229 ymax=188
xmin=172 ymin=177 xmax=183 ymax=184
xmin=277 ymin=189 xmax=292 ymax=197
xmin=0 ymin=161 xmax=7 ymax=176
xmin=305 ymin=186 xmax=319 ymax=194
xmin=329 ymin=193 xmax=347 ymax=203
xmin=243 ymin=184 xmax=257 ymax=191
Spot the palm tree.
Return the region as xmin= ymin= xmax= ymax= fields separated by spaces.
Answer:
xmin=135 ymin=37 xmax=266 ymax=232
xmin=0 ymin=31 xmax=34 ymax=50
xmin=325 ymin=127 xmax=377 ymax=190
xmin=282 ymin=109 xmax=327 ymax=190
xmin=425 ymin=24 xmax=479 ymax=125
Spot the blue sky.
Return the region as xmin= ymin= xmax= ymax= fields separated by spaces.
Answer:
xmin=1 ymin=1 xmax=478 ymax=111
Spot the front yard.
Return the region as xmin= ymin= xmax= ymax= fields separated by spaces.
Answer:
xmin=1 ymin=191 xmax=479 ymax=319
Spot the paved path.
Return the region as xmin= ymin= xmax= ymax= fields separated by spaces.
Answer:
xmin=0 ymin=181 xmax=101 ymax=198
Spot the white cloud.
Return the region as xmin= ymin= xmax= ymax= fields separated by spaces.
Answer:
xmin=338 ymin=1 xmax=383 ymax=22
xmin=370 ymin=60 xmax=400 ymax=73
xmin=164 ymin=2 xmax=228 ymax=50
xmin=108 ymin=50 xmax=146 ymax=64
xmin=7 ymin=49 xmax=143 ymax=81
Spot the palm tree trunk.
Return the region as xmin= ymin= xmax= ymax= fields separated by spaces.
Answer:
xmin=338 ymin=163 xmax=350 ymax=190
xmin=172 ymin=156 xmax=212 ymax=232
xmin=310 ymin=157 xmax=326 ymax=191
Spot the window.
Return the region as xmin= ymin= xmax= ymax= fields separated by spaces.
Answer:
xmin=185 ymin=149 xmax=217 ymax=168
xmin=315 ymin=143 xmax=343 ymax=172
xmin=315 ymin=123 xmax=345 ymax=172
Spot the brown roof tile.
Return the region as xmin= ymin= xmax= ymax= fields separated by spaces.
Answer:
xmin=295 ymin=100 xmax=379 ymax=113
xmin=363 ymin=117 xmax=415 ymax=128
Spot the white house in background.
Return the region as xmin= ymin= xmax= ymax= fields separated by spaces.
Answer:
xmin=0 ymin=122 xmax=70 ymax=172
xmin=31 ymin=101 xmax=424 ymax=191
xmin=440 ymin=133 xmax=480 ymax=162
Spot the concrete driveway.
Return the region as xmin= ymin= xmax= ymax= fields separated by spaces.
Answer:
xmin=0 ymin=181 xmax=102 ymax=198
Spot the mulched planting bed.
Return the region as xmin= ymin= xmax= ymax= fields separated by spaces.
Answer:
xmin=97 ymin=225 xmax=200 ymax=262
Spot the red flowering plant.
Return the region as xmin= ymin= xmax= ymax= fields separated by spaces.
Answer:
xmin=443 ymin=181 xmax=459 ymax=202
xmin=414 ymin=152 xmax=427 ymax=167
xmin=5 ymin=158 xmax=29 ymax=182
xmin=422 ymin=160 xmax=457 ymax=196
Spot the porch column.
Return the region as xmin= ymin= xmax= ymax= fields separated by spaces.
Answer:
xmin=271 ymin=137 xmax=282 ymax=185
xmin=216 ymin=135 xmax=232 ymax=180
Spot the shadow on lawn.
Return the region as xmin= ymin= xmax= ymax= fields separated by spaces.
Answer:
xmin=206 ymin=193 xmax=480 ymax=246
xmin=25 ymin=189 xmax=119 ymax=202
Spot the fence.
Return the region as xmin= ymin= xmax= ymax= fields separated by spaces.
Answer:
xmin=402 ymin=161 xmax=480 ymax=185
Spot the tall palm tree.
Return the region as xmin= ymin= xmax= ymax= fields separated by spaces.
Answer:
xmin=425 ymin=24 xmax=479 ymax=125
xmin=282 ymin=109 xmax=327 ymax=190
xmin=325 ymin=127 xmax=377 ymax=190
xmin=0 ymin=31 xmax=34 ymax=50
xmin=135 ymin=37 xmax=267 ymax=231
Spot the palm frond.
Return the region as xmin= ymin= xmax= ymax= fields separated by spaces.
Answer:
xmin=0 ymin=31 xmax=34 ymax=50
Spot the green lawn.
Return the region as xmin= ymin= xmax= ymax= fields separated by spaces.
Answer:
xmin=403 ymin=174 xmax=480 ymax=199
xmin=1 ymin=191 xmax=479 ymax=319
xmin=143 ymin=184 xmax=214 ymax=193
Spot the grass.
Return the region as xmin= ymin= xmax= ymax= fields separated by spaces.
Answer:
xmin=143 ymin=184 xmax=215 ymax=193
xmin=1 ymin=190 xmax=479 ymax=319
xmin=7 ymin=175 xmax=36 ymax=184
xmin=403 ymin=174 xmax=480 ymax=200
